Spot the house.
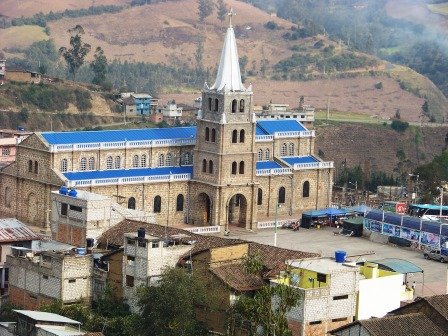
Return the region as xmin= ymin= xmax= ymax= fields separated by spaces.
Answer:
xmin=0 ymin=19 xmax=333 ymax=230
xmin=330 ymin=294 xmax=448 ymax=336
xmin=0 ymin=129 xmax=31 ymax=168
xmin=273 ymin=257 xmax=405 ymax=336
xmin=157 ymin=100 xmax=183 ymax=119
xmin=120 ymin=93 xmax=158 ymax=116
xmin=50 ymin=188 xmax=153 ymax=246
xmin=0 ymin=310 xmax=101 ymax=336
xmin=6 ymin=69 xmax=41 ymax=84
xmin=0 ymin=218 xmax=40 ymax=300
xmin=6 ymin=242 xmax=92 ymax=309
xmin=255 ymin=102 xmax=315 ymax=127
xmin=0 ymin=52 xmax=5 ymax=79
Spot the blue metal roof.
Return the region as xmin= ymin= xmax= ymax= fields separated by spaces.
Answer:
xmin=282 ymin=156 xmax=318 ymax=165
xmin=256 ymin=161 xmax=283 ymax=170
xmin=409 ymin=203 xmax=448 ymax=211
xmin=64 ymin=166 xmax=193 ymax=181
xmin=41 ymin=127 xmax=197 ymax=145
xmin=256 ymin=120 xmax=307 ymax=135
xmin=368 ymin=258 xmax=423 ymax=274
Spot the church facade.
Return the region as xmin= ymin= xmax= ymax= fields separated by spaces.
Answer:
xmin=0 ymin=22 xmax=333 ymax=231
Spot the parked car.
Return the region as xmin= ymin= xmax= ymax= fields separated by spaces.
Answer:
xmin=423 ymin=249 xmax=448 ymax=263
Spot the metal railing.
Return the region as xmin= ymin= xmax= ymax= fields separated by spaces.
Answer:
xmin=293 ymin=161 xmax=334 ymax=170
xmin=184 ymin=226 xmax=221 ymax=234
xmin=71 ymin=173 xmax=191 ymax=187
xmin=256 ymin=168 xmax=293 ymax=176
xmin=257 ymin=219 xmax=295 ymax=229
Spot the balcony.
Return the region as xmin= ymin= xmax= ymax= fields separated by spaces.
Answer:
xmin=72 ymin=173 xmax=191 ymax=187
xmin=256 ymin=168 xmax=293 ymax=176
xmin=293 ymin=161 xmax=334 ymax=170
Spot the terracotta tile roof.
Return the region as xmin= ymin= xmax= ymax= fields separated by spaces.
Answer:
xmin=359 ymin=313 xmax=447 ymax=336
xmin=210 ymin=262 xmax=265 ymax=292
xmin=96 ymin=220 xmax=244 ymax=256
xmin=421 ymin=294 xmax=448 ymax=320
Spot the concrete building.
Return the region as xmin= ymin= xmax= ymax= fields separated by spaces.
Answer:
xmin=6 ymin=69 xmax=41 ymax=84
xmin=274 ymin=257 xmax=405 ymax=336
xmin=0 ymin=20 xmax=333 ymax=230
xmin=158 ymin=100 xmax=183 ymax=119
xmin=255 ymin=102 xmax=315 ymax=127
xmin=50 ymin=189 xmax=153 ymax=246
xmin=0 ymin=218 xmax=39 ymax=300
xmin=0 ymin=130 xmax=31 ymax=168
xmin=7 ymin=245 xmax=92 ymax=309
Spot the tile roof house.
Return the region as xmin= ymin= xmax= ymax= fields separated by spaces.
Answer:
xmin=330 ymin=294 xmax=448 ymax=336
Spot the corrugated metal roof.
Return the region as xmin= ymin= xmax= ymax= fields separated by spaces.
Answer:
xmin=256 ymin=161 xmax=282 ymax=169
xmin=256 ymin=120 xmax=307 ymax=135
xmin=64 ymin=166 xmax=193 ymax=181
xmin=282 ymin=156 xmax=318 ymax=165
xmin=38 ymin=326 xmax=85 ymax=336
xmin=0 ymin=218 xmax=39 ymax=243
xmin=14 ymin=310 xmax=81 ymax=324
xmin=368 ymin=258 xmax=423 ymax=274
xmin=41 ymin=127 xmax=196 ymax=145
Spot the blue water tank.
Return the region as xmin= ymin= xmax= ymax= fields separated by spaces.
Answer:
xmin=335 ymin=250 xmax=347 ymax=263
xmin=68 ymin=188 xmax=77 ymax=197
xmin=76 ymin=247 xmax=86 ymax=255
xmin=59 ymin=186 xmax=68 ymax=195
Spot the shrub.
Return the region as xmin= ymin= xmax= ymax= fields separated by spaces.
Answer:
xmin=74 ymin=89 xmax=92 ymax=111
xmin=391 ymin=119 xmax=409 ymax=133
xmin=374 ymin=82 xmax=383 ymax=89
xmin=264 ymin=21 xmax=279 ymax=30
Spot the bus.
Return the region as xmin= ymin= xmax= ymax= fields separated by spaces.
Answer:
xmin=407 ymin=204 xmax=448 ymax=221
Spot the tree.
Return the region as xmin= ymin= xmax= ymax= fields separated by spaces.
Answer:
xmin=18 ymin=108 xmax=29 ymax=123
xmin=136 ymin=267 xmax=209 ymax=336
xmin=198 ymin=0 xmax=213 ymax=23
xmin=194 ymin=38 xmax=204 ymax=71
xmin=216 ymin=0 xmax=228 ymax=23
xmin=90 ymin=47 xmax=108 ymax=86
xmin=59 ymin=25 xmax=91 ymax=81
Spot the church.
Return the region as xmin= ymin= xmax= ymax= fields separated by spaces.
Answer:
xmin=0 ymin=18 xmax=334 ymax=231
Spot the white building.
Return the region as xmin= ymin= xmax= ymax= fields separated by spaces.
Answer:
xmin=158 ymin=100 xmax=183 ymax=118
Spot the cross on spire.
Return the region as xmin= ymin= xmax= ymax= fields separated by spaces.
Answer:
xmin=228 ymin=8 xmax=235 ymax=28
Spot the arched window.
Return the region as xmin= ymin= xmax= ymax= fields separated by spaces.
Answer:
xmin=231 ymin=99 xmax=237 ymax=113
xmin=211 ymin=128 xmax=216 ymax=142
xmin=60 ymin=159 xmax=68 ymax=172
xmin=158 ymin=154 xmax=164 ymax=167
xmin=239 ymin=161 xmax=245 ymax=174
xmin=132 ymin=155 xmax=139 ymax=168
xmin=4 ymin=187 xmax=11 ymax=208
xmin=258 ymin=149 xmax=263 ymax=161
xmin=214 ymin=98 xmax=219 ymax=112
xmin=34 ymin=161 xmax=38 ymax=174
xmin=239 ymin=129 xmax=245 ymax=143
xmin=209 ymin=160 xmax=214 ymax=174
xmin=278 ymin=187 xmax=286 ymax=204
xmin=303 ymin=181 xmax=310 ymax=198
xmin=166 ymin=153 xmax=172 ymax=166
xmin=202 ymin=159 xmax=207 ymax=173
xmin=80 ymin=157 xmax=87 ymax=171
xmin=239 ymin=99 xmax=245 ymax=113
xmin=106 ymin=156 xmax=113 ymax=169
xmin=141 ymin=154 xmax=147 ymax=167
xmin=115 ymin=156 xmax=121 ymax=169
xmin=128 ymin=197 xmax=136 ymax=210
xmin=231 ymin=161 xmax=237 ymax=175
xmin=208 ymin=97 xmax=212 ymax=111
xmin=265 ymin=149 xmax=270 ymax=161
xmin=205 ymin=127 xmax=210 ymax=141
xmin=257 ymin=188 xmax=263 ymax=206
xmin=28 ymin=160 xmax=33 ymax=172
xmin=88 ymin=157 xmax=95 ymax=170
xmin=288 ymin=143 xmax=295 ymax=156
xmin=176 ymin=194 xmax=184 ymax=211
xmin=153 ymin=195 xmax=161 ymax=213
xmin=183 ymin=153 xmax=191 ymax=165
xmin=280 ymin=143 xmax=287 ymax=156
xmin=232 ymin=130 xmax=238 ymax=143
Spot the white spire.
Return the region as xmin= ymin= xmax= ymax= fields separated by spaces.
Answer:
xmin=210 ymin=9 xmax=246 ymax=92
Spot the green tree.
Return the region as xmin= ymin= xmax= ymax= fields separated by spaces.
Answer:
xmin=198 ymin=0 xmax=213 ymax=22
xmin=59 ymin=25 xmax=91 ymax=81
xmin=18 ymin=108 xmax=29 ymax=123
xmin=90 ymin=46 xmax=108 ymax=86
xmin=194 ymin=38 xmax=204 ymax=71
xmin=216 ymin=0 xmax=228 ymax=23
xmin=136 ymin=267 xmax=209 ymax=336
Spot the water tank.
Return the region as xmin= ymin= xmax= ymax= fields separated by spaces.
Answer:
xmin=76 ymin=247 xmax=86 ymax=255
xmin=68 ymin=188 xmax=77 ymax=197
xmin=59 ymin=185 xmax=68 ymax=195
xmin=86 ymin=238 xmax=94 ymax=248
xmin=335 ymin=250 xmax=347 ymax=263
xmin=137 ymin=227 xmax=145 ymax=238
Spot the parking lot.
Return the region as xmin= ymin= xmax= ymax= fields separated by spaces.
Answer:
xmin=229 ymin=227 xmax=447 ymax=296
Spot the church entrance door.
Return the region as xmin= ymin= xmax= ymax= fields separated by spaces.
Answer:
xmin=197 ymin=193 xmax=212 ymax=226
xmin=227 ymin=194 xmax=247 ymax=228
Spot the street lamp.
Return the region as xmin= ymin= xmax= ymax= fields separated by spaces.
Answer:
xmin=274 ymin=203 xmax=281 ymax=247
xmin=438 ymin=186 xmax=444 ymax=222
xmin=409 ymin=174 xmax=420 ymax=201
